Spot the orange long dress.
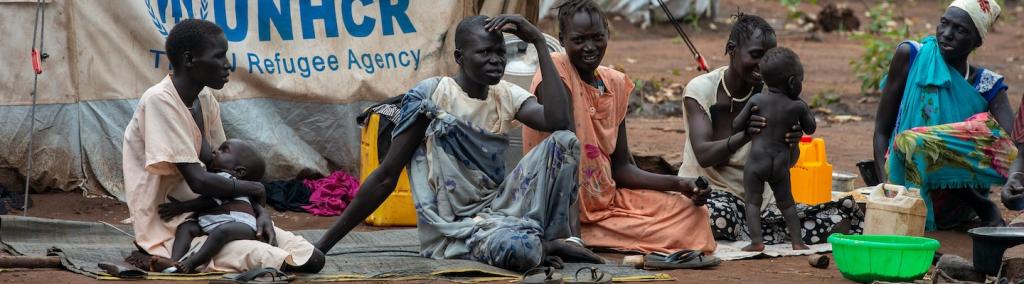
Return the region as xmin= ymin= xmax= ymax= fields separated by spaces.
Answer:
xmin=523 ymin=53 xmax=716 ymax=254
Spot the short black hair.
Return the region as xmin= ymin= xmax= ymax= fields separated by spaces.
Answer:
xmin=555 ymin=0 xmax=608 ymax=34
xmin=727 ymin=13 xmax=776 ymax=52
xmin=760 ymin=47 xmax=803 ymax=89
xmin=231 ymin=140 xmax=266 ymax=181
xmin=165 ymin=19 xmax=224 ymax=69
xmin=455 ymin=15 xmax=491 ymax=50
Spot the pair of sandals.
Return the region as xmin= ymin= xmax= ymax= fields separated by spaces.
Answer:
xmin=521 ymin=267 xmax=612 ymax=284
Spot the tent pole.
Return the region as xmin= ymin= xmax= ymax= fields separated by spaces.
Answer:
xmin=24 ymin=0 xmax=46 ymax=216
xmin=24 ymin=81 xmax=37 ymax=217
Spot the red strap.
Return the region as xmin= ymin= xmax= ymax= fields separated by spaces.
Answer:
xmin=31 ymin=49 xmax=42 ymax=74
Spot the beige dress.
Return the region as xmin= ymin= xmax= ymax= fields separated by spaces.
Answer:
xmin=122 ymin=75 xmax=314 ymax=272
xmin=677 ymin=67 xmax=773 ymax=202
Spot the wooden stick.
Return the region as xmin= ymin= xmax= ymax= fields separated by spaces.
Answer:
xmin=0 ymin=256 xmax=62 ymax=269
xmin=808 ymin=254 xmax=830 ymax=269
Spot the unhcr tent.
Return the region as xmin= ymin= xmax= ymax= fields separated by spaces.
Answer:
xmin=0 ymin=0 xmax=538 ymax=200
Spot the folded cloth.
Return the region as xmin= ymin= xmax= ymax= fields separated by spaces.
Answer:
xmin=301 ymin=171 xmax=360 ymax=216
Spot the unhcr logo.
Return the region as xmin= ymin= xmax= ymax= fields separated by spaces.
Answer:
xmin=145 ymin=0 xmax=210 ymax=36
xmin=144 ymin=0 xmax=418 ymax=42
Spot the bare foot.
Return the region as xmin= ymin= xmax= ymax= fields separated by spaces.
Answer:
xmin=792 ymin=243 xmax=810 ymax=250
xmin=148 ymin=256 xmax=177 ymax=272
xmin=545 ymin=239 xmax=604 ymax=264
xmin=741 ymin=243 xmax=765 ymax=252
xmin=175 ymin=258 xmax=200 ymax=274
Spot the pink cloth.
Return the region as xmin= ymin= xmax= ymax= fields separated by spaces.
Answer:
xmin=301 ymin=171 xmax=360 ymax=216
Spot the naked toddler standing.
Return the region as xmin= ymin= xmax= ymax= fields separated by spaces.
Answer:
xmin=732 ymin=47 xmax=816 ymax=251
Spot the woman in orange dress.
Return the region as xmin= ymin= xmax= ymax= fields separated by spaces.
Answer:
xmin=523 ymin=0 xmax=716 ymax=255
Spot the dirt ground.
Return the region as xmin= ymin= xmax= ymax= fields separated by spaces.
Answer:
xmin=4 ymin=0 xmax=1024 ymax=283
xmin=4 ymin=188 xmax=973 ymax=284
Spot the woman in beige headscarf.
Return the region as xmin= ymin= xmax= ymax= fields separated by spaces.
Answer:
xmin=873 ymin=0 xmax=1016 ymax=230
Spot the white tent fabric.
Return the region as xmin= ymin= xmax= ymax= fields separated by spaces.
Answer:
xmin=540 ymin=0 xmax=719 ymax=26
xmin=0 ymin=0 xmax=532 ymax=200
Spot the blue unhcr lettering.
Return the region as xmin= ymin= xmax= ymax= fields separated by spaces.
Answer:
xmin=298 ymin=0 xmax=339 ymax=39
xmin=152 ymin=0 xmax=419 ymax=41
xmin=379 ymin=0 xmax=415 ymax=35
xmin=214 ymin=0 xmax=249 ymax=41
xmin=257 ymin=0 xmax=293 ymax=41
xmin=342 ymin=0 xmax=375 ymax=37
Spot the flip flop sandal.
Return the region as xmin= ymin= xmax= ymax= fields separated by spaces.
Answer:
xmin=643 ymin=249 xmax=722 ymax=270
xmin=567 ymin=267 xmax=612 ymax=284
xmin=521 ymin=267 xmax=564 ymax=284
xmin=210 ymin=267 xmax=295 ymax=284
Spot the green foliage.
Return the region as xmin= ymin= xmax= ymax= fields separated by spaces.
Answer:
xmin=809 ymin=92 xmax=841 ymax=109
xmin=849 ymin=1 xmax=922 ymax=95
xmin=781 ymin=0 xmax=817 ymax=20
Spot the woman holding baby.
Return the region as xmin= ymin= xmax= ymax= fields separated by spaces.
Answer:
xmin=677 ymin=14 xmax=864 ymax=247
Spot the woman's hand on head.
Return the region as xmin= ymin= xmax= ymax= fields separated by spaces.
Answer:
xmin=484 ymin=14 xmax=543 ymax=44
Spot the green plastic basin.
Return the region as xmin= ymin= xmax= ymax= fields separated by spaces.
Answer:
xmin=828 ymin=234 xmax=940 ymax=283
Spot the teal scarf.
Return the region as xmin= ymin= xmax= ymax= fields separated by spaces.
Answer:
xmin=885 ymin=36 xmax=987 ymax=138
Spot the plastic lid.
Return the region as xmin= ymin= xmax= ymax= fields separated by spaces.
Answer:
xmin=801 ymin=135 xmax=813 ymax=143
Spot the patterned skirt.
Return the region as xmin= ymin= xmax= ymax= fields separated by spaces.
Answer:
xmin=707 ymin=191 xmax=864 ymax=245
xmin=887 ymin=112 xmax=1017 ymax=230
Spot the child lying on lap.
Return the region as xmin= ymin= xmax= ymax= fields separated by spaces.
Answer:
xmin=154 ymin=139 xmax=270 ymax=273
